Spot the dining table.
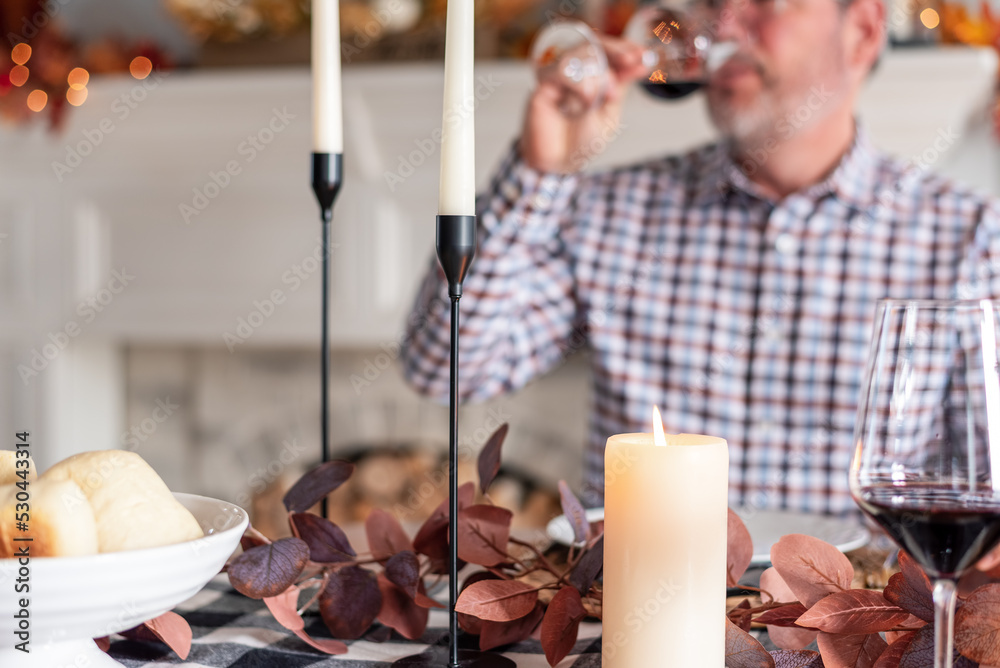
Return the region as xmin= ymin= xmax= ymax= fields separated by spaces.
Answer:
xmin=106 ymin=575 xmax=605 ymax=667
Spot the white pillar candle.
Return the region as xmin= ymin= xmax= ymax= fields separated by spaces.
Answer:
xmin=438 ymin=0 xmax=475 ymax=215
xmin=602 ymin=407 xmax=729 ymax=666
xmin=312 ymin=0 xmax=343 ymax=153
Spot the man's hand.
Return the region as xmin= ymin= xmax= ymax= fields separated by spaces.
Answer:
xmin=519 ymin=35 xmax=647 ymax=175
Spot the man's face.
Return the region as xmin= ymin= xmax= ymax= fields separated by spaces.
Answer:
xmin=703 ymin=0 xmax=853 ymax=147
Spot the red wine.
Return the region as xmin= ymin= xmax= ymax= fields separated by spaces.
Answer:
xmin=857 ymin=485 xmax=1000 ymax=579
xmin=641 ymin=81 xmax=703 ymax=100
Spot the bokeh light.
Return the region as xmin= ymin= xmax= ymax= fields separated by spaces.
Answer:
xmin=66 ymin=86 xmax=88 ymax=106
xmin=920 ymin=7 xmax=940 ymax=29
xmin=11 ymin=44 xmax=31 ymax=66
xmin=9 ymin=66 xmax=29 ymax=87
xmin=26 ymin=90 xmax=47 ymax=112
xmin=67 ymin=67 xmax=90 ymax=90
xmin=129 ymin=56 xmax=152 ymax=80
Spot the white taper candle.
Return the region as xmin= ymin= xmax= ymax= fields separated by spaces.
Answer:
xmin=312 ymin=0 xmax=343 ymax=153
xmin=438 ymin=0 xmax=475 ymax=216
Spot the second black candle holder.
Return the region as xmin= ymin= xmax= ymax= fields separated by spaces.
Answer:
xmin=392 ymin=215 xmax=515 ymax=668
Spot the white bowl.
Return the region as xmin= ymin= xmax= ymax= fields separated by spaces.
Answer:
xmin=0 ymin=493 xmax=248 ymax=667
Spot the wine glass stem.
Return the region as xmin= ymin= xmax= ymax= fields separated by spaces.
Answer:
xmin=932 ymin=578 xmax=958 ymax=668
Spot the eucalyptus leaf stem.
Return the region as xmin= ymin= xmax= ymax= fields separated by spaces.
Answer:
xmin=298 ymin=571 xmax=331 ymax=615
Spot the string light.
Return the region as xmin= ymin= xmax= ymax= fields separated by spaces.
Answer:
xmin=9 ymin=66 xmax=28 ymax=87
xmin=129 ymin=56 xmax=152 ymax=80
xmin=66 ymin=86 xmax=88 ymax=106
xmin=26 ymin=90 xmax=47 ymax=112
xmin=67 ymin=67 xmax=90 ymax=90
xmin=11 ymin=44 xmax=31 ymax=66
xmin=920 ymin=7 xmax=940 ymax=29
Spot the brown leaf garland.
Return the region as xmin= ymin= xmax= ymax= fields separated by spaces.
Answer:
xmin=558 ymin=480 xmax=590 ymax=544
xmin=955 ymin=582 xmax=1000 ymax=665
xmin=477 ymin=423 xmax=508 ymax=494
xmin=455 ymin=579 xmax=539 ymax=622
xmin=366 ymin=508 xmax=414 ymax=561
xmin=771 ymin=535 xmax=854 ymax=608
xmin=540 ymin=587 xmax=587 ymax=667
xmin=816 ymin=632 xmax=887 ymax=668
xmin=318 ymin=565 xmax=383 ymax=639
xmin=456 ymin=504 xmax=513 ymax=568
xmin=728 ymin=509 xmax=754 ymax=587
xmin=480 ymin=602 xmax=545 ymax=652
xmin=796 ymin=590 xmax=911 ymax=635
xmin=376 ymin=573 xmax=429 ymax=640
xmin=726 ymin=618 xmax=776 ymax=668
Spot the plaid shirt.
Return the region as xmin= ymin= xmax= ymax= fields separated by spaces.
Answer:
xmin=401 ymin=128 xmax=1000 ymax=516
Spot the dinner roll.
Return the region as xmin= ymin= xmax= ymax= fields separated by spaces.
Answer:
xmin=0 ymin=478 xmax=99 ymax=557
xmin=0 ymin=450 xmax=36 ymax=486
xmin=43 ymin=450 xmax=203 ymax=553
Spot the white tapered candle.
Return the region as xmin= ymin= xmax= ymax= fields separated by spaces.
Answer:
xmin=438 ymin=0 xmax=475 ymax=215
xmin=312 ymin=0 xmax=343 ymax=153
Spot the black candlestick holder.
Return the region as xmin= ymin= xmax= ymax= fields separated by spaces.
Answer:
xmin=392 ymin=216 xmax=515 ymax=668
xmin=312 ymin=152 xmax=343 ymax=519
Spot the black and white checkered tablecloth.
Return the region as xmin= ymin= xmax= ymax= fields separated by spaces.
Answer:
xmin=107 ymin=576 xmax=603 ymax=667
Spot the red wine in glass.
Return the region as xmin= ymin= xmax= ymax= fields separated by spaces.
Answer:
xmin=856 ymin=484 xmax=1000 ymax=579
xmin=641 ymin=80 xmax=704 ymax=100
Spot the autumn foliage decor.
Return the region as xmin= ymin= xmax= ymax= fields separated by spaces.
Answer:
xmin=106 ymin=423 xmax=1000 ymax=667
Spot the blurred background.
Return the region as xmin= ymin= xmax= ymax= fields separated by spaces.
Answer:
xmin=0 ymin=0 xmax=998 ymax=533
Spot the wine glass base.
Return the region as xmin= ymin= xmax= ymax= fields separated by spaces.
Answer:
xmin=392 ymin=646 xmax=517 ymax=667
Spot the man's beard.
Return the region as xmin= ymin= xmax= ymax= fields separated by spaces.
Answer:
xmin=705 ymin=54 xmax=785 ymax=150
xmin=705 ymin=50 xmax=846 ymax=152
xmin=708 ymin=89 xmax=781 ymax=150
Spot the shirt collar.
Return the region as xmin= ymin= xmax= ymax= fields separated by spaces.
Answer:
xmin=690 ymin=123 xmax=881 ymax=211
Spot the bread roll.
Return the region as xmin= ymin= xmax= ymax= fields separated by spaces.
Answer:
xmin=43 ymin=450 xmax=203 ymax=553
xmin=0 ymin=450 xmax=36 ymax=486
xmin=0 ymin=478 xmax=99 ymax=557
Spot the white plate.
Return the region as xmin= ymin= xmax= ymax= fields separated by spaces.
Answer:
xmin=546 ymin=507 xmax=870 ymax=566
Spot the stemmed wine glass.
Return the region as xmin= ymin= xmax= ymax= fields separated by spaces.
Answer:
xmin=852 ymin=299 xmax=1000 ymax=668
xmin=530 ymin=1 xmax=729 ymax=115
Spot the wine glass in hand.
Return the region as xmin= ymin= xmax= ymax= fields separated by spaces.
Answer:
xmin=852 ymin=299 xmax=1000 ymax=668
xmin=524 ymin=25 xmax=647 ymax=173
xmin=623 ymin=2 xmax=719 ymax=99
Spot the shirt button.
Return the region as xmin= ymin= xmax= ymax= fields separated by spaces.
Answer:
xmin=775 ymin=233 xmax=798 ymax=255
xmin=758 ymin=421 xmax=776 ymax=436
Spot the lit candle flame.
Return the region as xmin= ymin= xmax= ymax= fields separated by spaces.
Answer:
xmin=653 ymin=406 xmax=667 ymax=447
